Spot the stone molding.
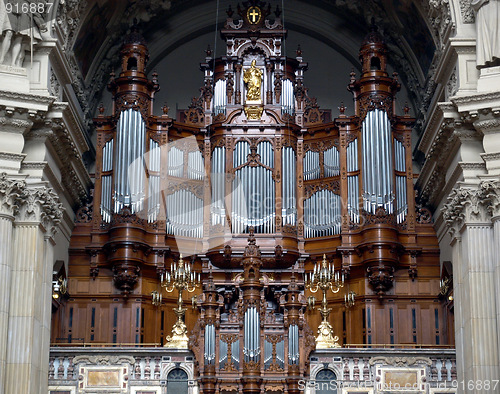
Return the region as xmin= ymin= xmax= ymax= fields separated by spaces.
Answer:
xmin=0 ymin=172 xmax=64 ymax=234
xmin=73 ymin=355 xmax=135 ymax=366
xmin=473 ymin=118 xmax=500 ymax=134
xmin=369 ymin=356 xmax=432 ymax=367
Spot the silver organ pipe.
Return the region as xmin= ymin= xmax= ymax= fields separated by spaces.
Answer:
xmin=213 ymin=79 xmax=227 ymax=116
xmin=204 ymin=324 xmax=216 ymax=365
xmin=219 ymin=338 xmax=228 ymax=368
xmin=362 ymin=109 xmax=394 ymax=214
xmin=147 ymin=139 xmax=160 ymax=223
xmin=347 ymin=138 xmax=360 ymax=223
xmin=304 ymin=190 xmax=341 ymax=238
xmin=303 ymin=150 xmax=320 ymax=180
xmin=187 ymin=150 xmax=204 ymax=180
xmin=288 ymin=324 xmax=299 ymax=364
xmin=231 ymin=339 xmax=240 ymax=369
xmin=244 ymin=307 xmax=260 ymax=362
xmin=114 ymin=108 xmax=146 ymax=214
xmin=394 ymin=139 xmax=407 ymax=223
xmin=232 ymin=141 xmax=275 ymax=234
xmin=282 ymin=147 xmax=297 ymax=226
xmin=211 ymin=147 xmax=226 ymax=226
xmin=166 ymin=189 xmax=203 ymax=238
xmin=276 ymin=340 xmax=284 ymax=369
xmin=281 ymin=79 xmax=294 ymax=115
xmin=264 ymin=339 xmax=273 ymax=369
xmin=100 ymin=139 xmax=114 ymax=223
xmin=168 ymin=146 xmax=184 ymax=178
xmin=324 ymin=146 xmax=340 ymax=177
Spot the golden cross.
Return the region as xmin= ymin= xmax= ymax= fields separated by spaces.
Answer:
xmin=249 ymin=8 xmax=259 ymax=23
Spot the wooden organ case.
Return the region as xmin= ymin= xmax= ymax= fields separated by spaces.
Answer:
xmin=53 ymin=2 xmax=452 ymax=393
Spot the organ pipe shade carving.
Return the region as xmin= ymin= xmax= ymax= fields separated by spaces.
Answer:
xmin=362 ymin=109 xmax=394 ymax=214
xmin=304 ymin=190 xmax=341 ymax=238
xmin=204 ymin=324 xmax=216 ymax=364
xmin=213 ymin=79 xmax=227 ymax=115
xmin=281 ymin=146 xmax=297 ymax=226
xmin=347 ymin=138 xmax=360 ymax=223
xmin=211 ymin=146 xmax=226 ymax=226
xmin=394 ymin=139 xmax=407 ymax=223
xmin=244 ymin=306 xmax=260 ymax=362
xmin=114 ymin=108 xmax=146 ymax=214
xmin=148 ymin=139 xmax=161 ymax=223
xmin=231 ymin=141 xmax=275 ymax=234
xmin=100 ymin=139 xmax=113 ymax=222
xmin=166 ymin=189 xmax=203 ymax=238
xmin=281 ymin=79 xmax=294 ymax=115
xmin=288 ymin=324 xmax=299 ymax=364
xmin=303 ymin=150 xmax=320 ymax=181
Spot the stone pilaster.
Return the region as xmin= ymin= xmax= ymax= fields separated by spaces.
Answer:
xmin=443 ymin=185 xmax=499 ymax=392
xmin=4 ymin=186 xmax=62 ymax=394
xmin=0 ymin=174 xmax=26 ymax=393
xmin=473 ymin=117 xmax=500 ymax=175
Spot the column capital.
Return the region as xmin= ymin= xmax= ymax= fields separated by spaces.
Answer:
xmin=481 ymin=179 xmax=500 ymax=219
xmin=442 ymin=185 xmax=491 ymax=237
xmin=0 ymin=173 xmax=26 ymax=217
xmin=15 ymin=185 xmax=64 ymax=237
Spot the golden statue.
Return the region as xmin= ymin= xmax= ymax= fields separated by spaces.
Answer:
xmin=243 ymin=59 xmax=263 ymax=101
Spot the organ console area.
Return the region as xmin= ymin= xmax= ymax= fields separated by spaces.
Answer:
xmin=52 ymin=2 xmax=452 ymax=393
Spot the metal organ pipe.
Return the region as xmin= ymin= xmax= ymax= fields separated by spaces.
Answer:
xmin=166 ymin=190 xmax=203 ymax=238
xmin=288 ymin=324 xmax=299 ymax=364
xmin=114 ymin=109 xmax=146 ymax=214
xmin=168 ymin=146 xmax=184 ymax=178
xmin=188 ymin=150 xmax=204 ymax=180
xmin=362 ymin=109 xmax=394 ymax=214
xmin=281 ymin=79 xmax=294 ymax=115
xmin=211 ymin=147 xmax=226 ymax=226
xmin=147 ymin=139 xmax=160 ymax=223
xmin=282 ymin=147 xmax=297 ymax=226
xmin=100 ymin=139 xmax=114 ymax=223
xmin=204 ymin=324 xmax=215 ymax=364
xmin=304 ymin=150 xmax=320 ymax=181
xmin=324 ymin=146 xmax=340 ymax=177
xmin=304 ymin=190 xmax=341 ymax=238
xmin=394 ymin=139 xmax=407 ymax=223
xmin=213 ymin=79 xmax=227 ymax=116
xmin=347 ymin=139 xmax=359 ymax=223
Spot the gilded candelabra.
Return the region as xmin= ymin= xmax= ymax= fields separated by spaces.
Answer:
xmin=306 ymin=254 xmax=344 ymax=348
xmin=161 ymin=255 xmax=200 ymax=348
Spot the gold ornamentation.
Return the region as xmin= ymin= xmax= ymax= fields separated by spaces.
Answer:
xmin=243 ymin=60 xmax=263 ymax=102
xmin=247 ymin=7 xmax=262 ymax=24
xmin=306 ymin=254 xmax=344 ymax=349
xmin=244 ymin=105 xmax=264 ymax=120
xmin=162 ymin=255 xmax=200 ymax=348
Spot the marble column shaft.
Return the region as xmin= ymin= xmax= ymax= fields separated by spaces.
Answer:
xmin=0 ymin=213 xmax=14 ymax=394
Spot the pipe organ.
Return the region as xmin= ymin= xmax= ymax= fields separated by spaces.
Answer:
xmin=57 ymin=5 xmax=450 ymax=394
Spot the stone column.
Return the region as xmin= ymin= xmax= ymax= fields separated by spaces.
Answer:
xmin=483 ymin=180 xmax=500 ymax=371
xmin=4 ymin=187 xmax=62 ymax=394
xmin=443 ymin=186 xmax=499 ymax=392
xmin=0 ymin=175 xmax=26 ymax=393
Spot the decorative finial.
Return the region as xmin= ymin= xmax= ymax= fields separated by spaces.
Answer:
xmin=275 ymin=4 xmax=281 ymax=18
xmin=152 ymin=70 xmax=158 ymax=84
xmin=392 ymin=71 xmax=399 ymax=82
xmin=227 ymin=4 xmax=234 ymax=18
xmin=248 ymin=226 xmax=256 ymax=245
xmin=404 ymin=102 xmax=410 ymax=115
xmin=205 ymin=44 xmax=212 ymax=58
xmin=339 ymin=102 xmax=346 ymax=115
xmin=296 ymin=44 xmax=302 ymax=58
xmin=98 ymin=103 xmax=105 ymax=115
xmin=110 ymin=68 xmax=115 ymax=80
xmin=162 ymin=103 xmax=170 ymax=116
xmin=350 ymin=68 xmax=356 ymax=83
